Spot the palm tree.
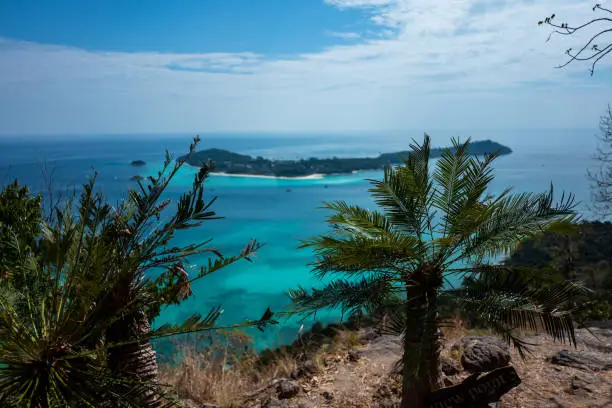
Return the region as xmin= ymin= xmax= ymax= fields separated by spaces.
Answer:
xmin=95 ymin=142 xmax=267 ymax=406
xmin=289 ymin=135 xmax=580 ymax=408
xmin=0 ymin=138 xmax=276 ymax=407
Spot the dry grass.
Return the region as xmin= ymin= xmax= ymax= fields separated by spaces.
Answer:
xmin=160 ymin=320 xmax=612 ymax=408
xmin=329 ymin=328 xmax=362 ymax=352
xmin=441 ymin=315 xmax=494 ymax=342
xmin=158 ymin=327 xmax=364 ymax=407
xmin=160 ymin=347 xmax=298 ymax=407
xmin=440 ymin=315 xmax=492 ymax=362
xmin=158 ymin=329 xmax=303 ymax=407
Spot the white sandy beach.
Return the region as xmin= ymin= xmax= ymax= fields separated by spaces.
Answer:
xmin=209 ymin=172 xmax=325 ymax=180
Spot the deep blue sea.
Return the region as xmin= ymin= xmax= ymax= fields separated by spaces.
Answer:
xmin=0 ymin=130 xmax=600 ymax=350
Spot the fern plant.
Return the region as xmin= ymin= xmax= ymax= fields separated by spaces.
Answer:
xmin=289 ymin=135 xmax=580 ymax=408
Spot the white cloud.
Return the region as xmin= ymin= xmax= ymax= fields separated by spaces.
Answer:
xmin=324 ymin=0 xmax=393 ymax=8
xmin=327 ymin=31 xmax=361 ymax=39
xmin=0 ymin=0 xmax=610 ymax=135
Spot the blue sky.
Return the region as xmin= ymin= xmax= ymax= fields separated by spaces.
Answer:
xmin=0 ymin=0 xmax=610 ymax=135
xmin=0 ymin=0 xmax=370 ymax=54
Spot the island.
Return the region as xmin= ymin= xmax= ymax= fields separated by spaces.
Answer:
xmin=179 ymin=140 xmax=512 ymax=178
xmin=131 ymin=160 xmax=146 ymax=166
xmin=130 ymin=175 xmax=144 ymax=181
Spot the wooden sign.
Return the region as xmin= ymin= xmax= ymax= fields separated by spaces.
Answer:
xmin=425 ymin=366 xmax=521 ymax=408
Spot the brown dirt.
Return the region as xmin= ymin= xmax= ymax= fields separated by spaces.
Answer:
xmin=164 ymin=320 xmax=612 ymax=408
xmin=502 ymin=321 xmax=612 ymax=408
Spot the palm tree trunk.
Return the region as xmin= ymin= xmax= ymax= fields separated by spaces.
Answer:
xmin=107 ymin=308 xmax=160 ymax=406
xmin=400 ymin=268 xmax=443 ymax=408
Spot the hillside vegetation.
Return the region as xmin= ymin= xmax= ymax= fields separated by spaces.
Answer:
xmin=180 ymin=140 xmax=512 ymax=177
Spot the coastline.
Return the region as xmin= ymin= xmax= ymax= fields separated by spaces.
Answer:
xmin=184 ymin=163 xmax=325 ymax=179
xmin=209 ymin=171 xmax=325 ymax=180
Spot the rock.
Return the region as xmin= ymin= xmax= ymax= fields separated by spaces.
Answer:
xmin=130 ymin=175 xmax=144 ymax=181
xmin=361 ymin=335 xmax=402 ymax=360
xmin=131 ymin=160 xmax=146 ymax=166
xmin=551 ymin=350 xmax=612 ymax=371
xmin=201 ymin=404 xmax=220 ymax=408
xmin=262 ymin=399 xmax=288 ymax=408
xmin=297 ymin=403 xmax=314 ymax=408
xmin=290 ymin=360 xmax=318 ymax=379
xmin=575 ymin=325 xmax=612 ymax=353
xmin=440 ymin=356 xmax=461 ymax=376
xmin=348 ymin=350 xmax=361 ymax=362
xmin=278 ymin=380 xmax=301 ymax=399
xmin=570 ymin=375 xmax=594 ymax=396
xmin=321 ymin=391 xmax=334 ymax=400
xmin=452 ymin=336 xmax=511 ymax=373
xmin=300 ymin=360 xmax=318 ymax=376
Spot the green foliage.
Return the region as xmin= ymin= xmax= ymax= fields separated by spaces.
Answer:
xmin=500 ymin=221 xmax=612 ymax=321
xmin=453 ymin=266 xmax=587 ymax=357
xmin=289 ymin=135 xmax=578 ymax=407
xmin=0 ymin=180 xmax=42 ymax=277
xmin=181 ymin=140 xmax=512 ymax=178
xmin=0 ymin=138 xmax=275 ymax=407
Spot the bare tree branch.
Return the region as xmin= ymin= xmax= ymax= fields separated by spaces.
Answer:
xmin=540 ymin=4 xmax=612 ymax=75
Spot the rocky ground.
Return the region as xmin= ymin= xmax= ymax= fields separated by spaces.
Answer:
xmin=205 ymin=321 xmax=612 ymax=408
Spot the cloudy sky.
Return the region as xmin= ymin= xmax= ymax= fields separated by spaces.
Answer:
xmin=0 ymin=0 xmax=610 ymax=136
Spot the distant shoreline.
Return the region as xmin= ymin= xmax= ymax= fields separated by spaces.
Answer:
xmin=183 ymin=163 xmax=327 ymax=179
xmin=180 ymin=140 xmax=512 ymax=178
xmin=209 ymin=172 xmax=325 ymax=180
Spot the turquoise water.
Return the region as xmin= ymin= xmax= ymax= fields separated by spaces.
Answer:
xmin=0 ymin=132 xmax=599 ymax=349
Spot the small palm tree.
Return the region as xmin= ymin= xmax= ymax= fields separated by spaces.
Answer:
xmin=0 ymin=138 xmax=276 ymax=407
xmin=289 ymin=135 xmax=580 ymax=408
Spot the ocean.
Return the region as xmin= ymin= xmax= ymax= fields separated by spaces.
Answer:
xmin=0 ymin=130 xmax=600 ymax=350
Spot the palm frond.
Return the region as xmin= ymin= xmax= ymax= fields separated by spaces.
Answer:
xmin=323 ymin=201 xmax=394 ymax=238
xmin=459 ymin=185 xmax=577 ymax=262
xmin=302 ymin=233 xmax=421 ymax=279
xmin=288 ymin=276 xmax=394 ymax=318
xmin=149 ymin=306 xmax=223 ymax=340
xmin=442 ymin=152 xmax=500 ymax=239
xmin=151 ymin=239 xmax=263 ymax=308
xmin=0 ymin=286 xmax=164 ymax=408
xmin=431 ymin=137 xmax=474 ymax=236
xmin=454 ymin=268 xmax=586 ymax=358
xmin=367 ymin=135 xmax=433 ymax=239
xmin=146 ymin=305 xmax=278 ymax=340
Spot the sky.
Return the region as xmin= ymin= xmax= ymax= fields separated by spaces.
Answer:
xmin=0 ymin=0 xmax=611 ymax=136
